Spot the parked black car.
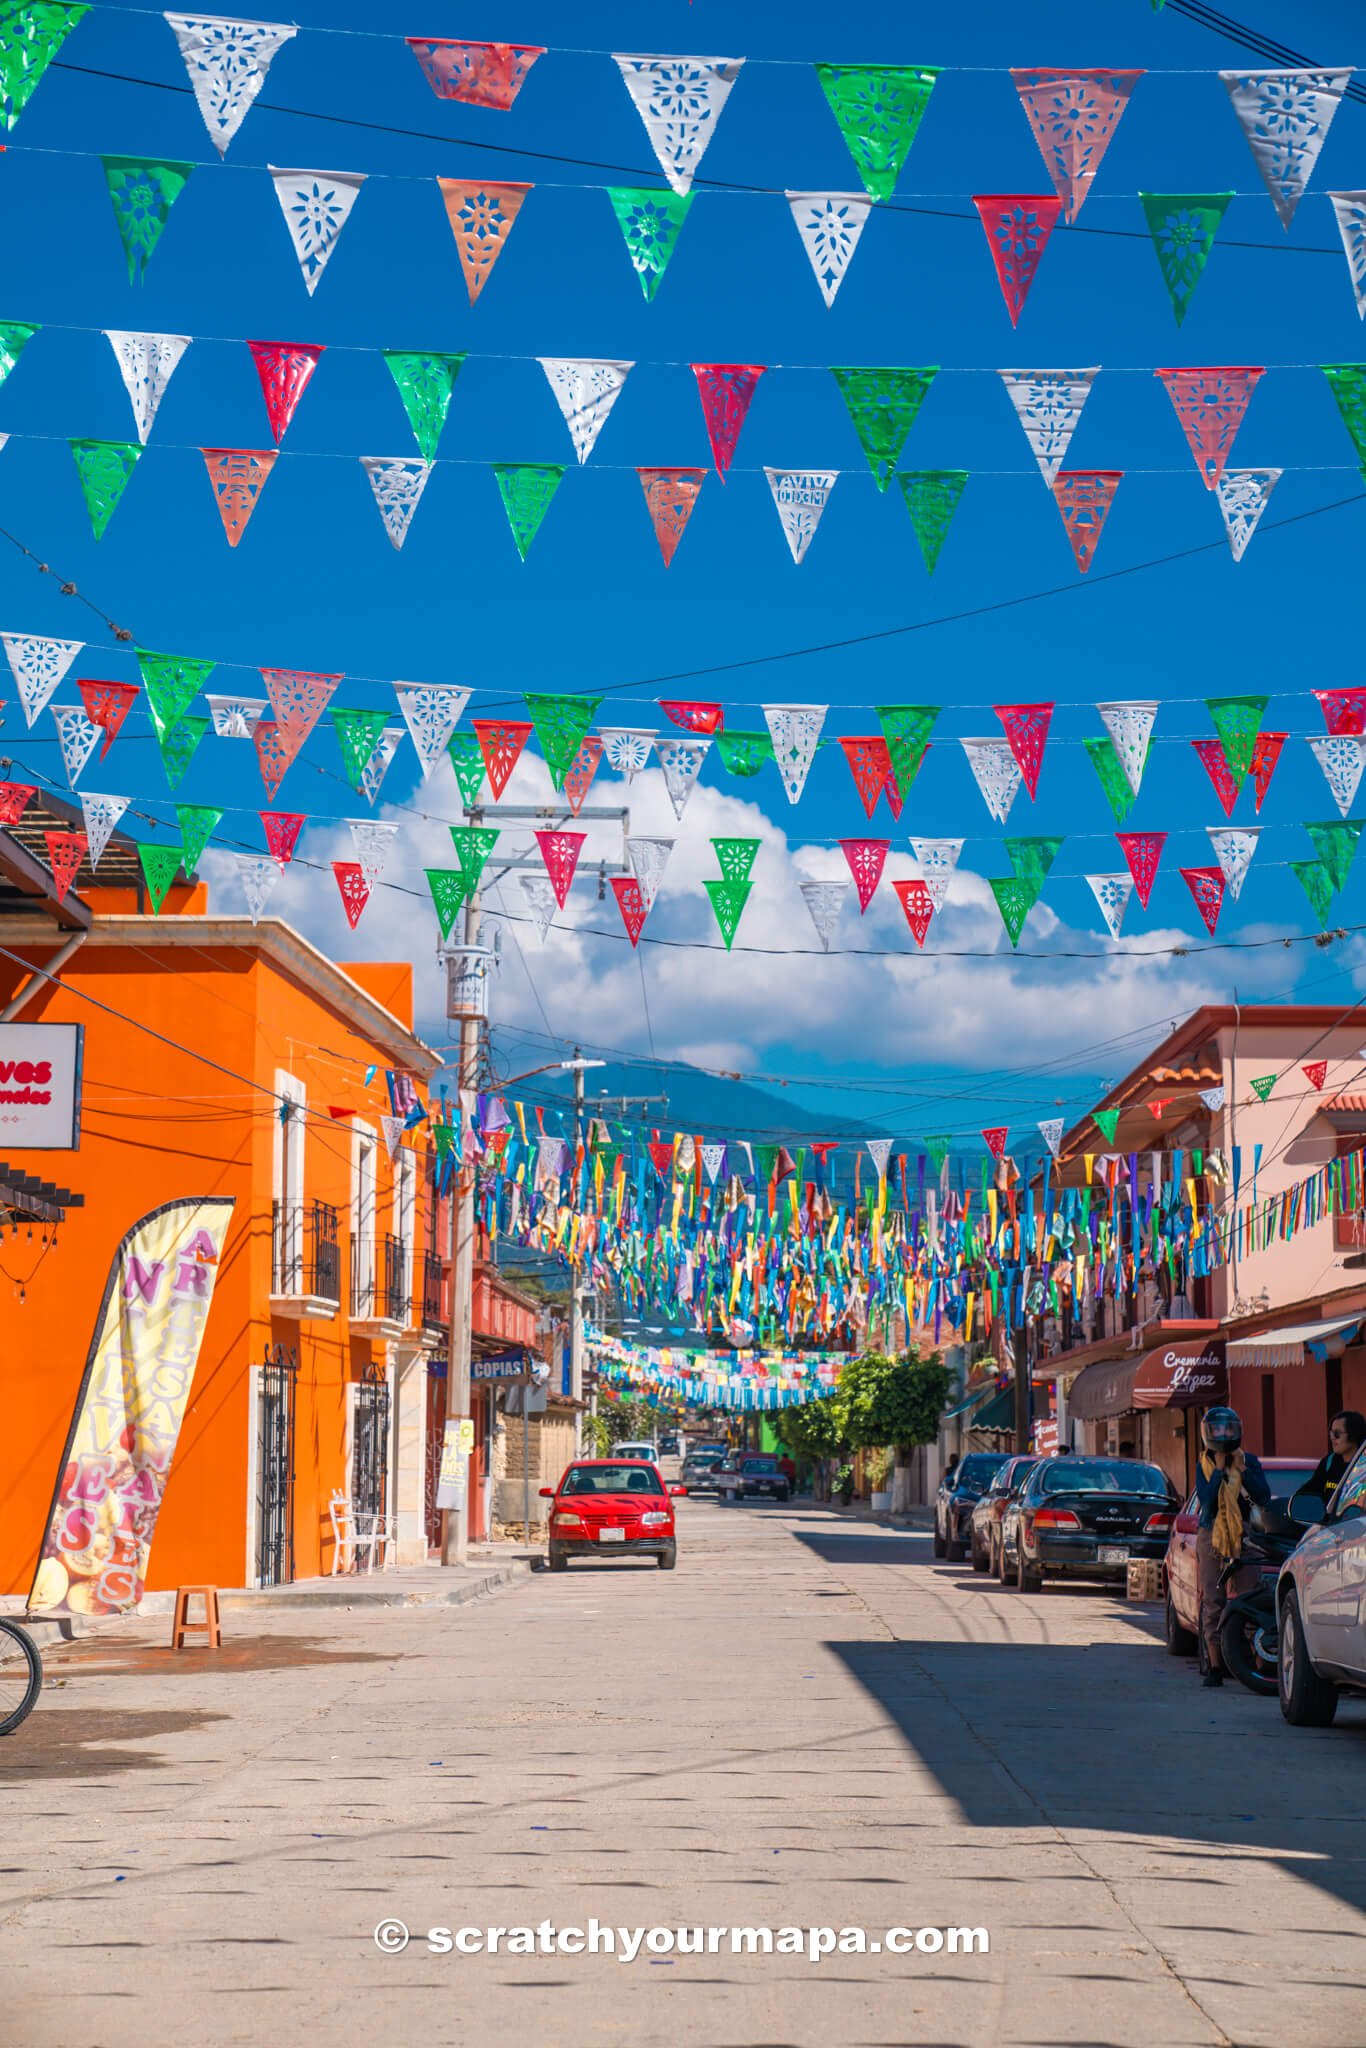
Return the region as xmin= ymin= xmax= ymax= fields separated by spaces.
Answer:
xmin=1011 ymin=1455 xmax=1179 ymax=1592
xmin=969 ymin=1455 xmax=1039 ymax=1573
xmin=934 ymin=1452 xmax=1011 ymax=1562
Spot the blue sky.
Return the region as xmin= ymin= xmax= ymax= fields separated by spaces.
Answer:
xmin=3 ymin=0 xmax=1366 ymax=1141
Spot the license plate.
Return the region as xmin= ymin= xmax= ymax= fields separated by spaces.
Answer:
xmin=1098 ymin=1546 xmax=1130 ymax=1564
xmin=598 ymin=1528 xmax=626 ymax=1543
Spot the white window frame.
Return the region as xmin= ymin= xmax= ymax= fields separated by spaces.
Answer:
xmin=394 ymin=1148 xmax=416 ymax=1322
xmin=273 ymin=1071 xmax=307 ymax=1295
xmin=352 ymin=1121 xmax=377 ymax=1313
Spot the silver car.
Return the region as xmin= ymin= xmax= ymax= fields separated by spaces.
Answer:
xmin=1277 ymin=1443 xmax=1366 ymax=1727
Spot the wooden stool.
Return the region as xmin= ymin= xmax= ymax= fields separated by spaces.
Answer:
xmin=171 ymin=1585 xmax=222 ymax=1651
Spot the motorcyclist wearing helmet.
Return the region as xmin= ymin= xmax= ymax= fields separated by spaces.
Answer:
xmin=1194 ymin=1405 xmax=1270 ymax=1688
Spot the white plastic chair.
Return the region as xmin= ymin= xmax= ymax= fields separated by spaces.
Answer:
xmin=328 ymin=1490 xmax=357 ymax=1576
xmin=355 ymin=1509 xmax=398 ymax=1573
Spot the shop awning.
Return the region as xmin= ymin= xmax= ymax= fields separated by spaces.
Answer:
xmin=1066 ymin=1355 xmax=1141 ymax=1421
xmin=944 ymin=1380 xmax=1005 ymax=1421
xmin=1226 ymin=1312 xmax=1364 ymax=1371
xmin=967 ymin=1386 xmax=1018 ymax=1433
xmin=1132 ymin=1341 xmax=1226 ymax=1409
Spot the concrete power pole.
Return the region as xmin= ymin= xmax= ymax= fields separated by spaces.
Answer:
xmin=571 ymin=1052 xmax=585 ymax=1452
xmin=441 ymin=885 xmax=482 ymax=1568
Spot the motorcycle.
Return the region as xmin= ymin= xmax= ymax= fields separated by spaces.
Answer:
xmin=1217 ymin=1501 xmax=1312 ymax=1696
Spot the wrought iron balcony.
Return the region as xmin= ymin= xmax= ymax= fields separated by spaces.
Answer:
xmin=422 ymin=1248 xmax=447 ymax=1329
xmin=271 ymin=1200 xmax=341 ymax=1309
xmin=350 ymin=1233 xmax=410 ymax=1326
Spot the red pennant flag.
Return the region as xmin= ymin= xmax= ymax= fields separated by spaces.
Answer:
xmin=562 ymin=734 xmax=603 ymax=815
xmin=982 ymin=1126 xmax=1009 ymax=1160
xmin=1155 ymin=367 xmax=1264 ymax=489
xmin=247 ymin=340 xmax=324 ymax=443
xmin=1303 ymin=1061 xmax=1328 ymax=1092
xmin=333 ymin=860 xmax=371 ymax=929
xmin=639 ymin=467 xmax=705 ymax=567
xmin=254 ymin=719 xmax=298 ymax=801
xmin=44 ymin=831 xmax=86 ymax=904
xmin=893 ymin=877 xmax=934 ymax=947
xmin=1314 ymin=687 xmax=1366 ymax=737
xmin=659 ymin=700 xmax=723 ymax=734
xmin=1180 ymin=865 xmax=1226 ymax=936
xmin=436 ymin=178 xmax=531 ymax=305
xmin=648 ymin=1134 xmax=675 ymax=1178
xmin=473 ymin=717 xmax=532 ymax=798
xmin=1011 ymin=69 xmax=1142 ymax=222
xmin=0 ymin=781 xmax=37 ymax=825
xmin=1149 ymin=1097 xmax=1174 ymax=1118
xmin=202 ymin=447 xmax=276 ymax=546
xmin=610 ymin=874 xmax=648 ymax=946
xmin=1051 ymin=470 xmax=1121 ymax=573
xmin=76 ymin=678 xmax=139 ymax=759
xmin=840 ymin=736 xmax=895 ymax=819
xmin=262 ymin=668 xmax=340 ymax=746
xmin=407 ymin=36 xmax=544 ymax=109
xmin=261 ymin=810 xmax=305 ymax=864
xmin=972 ymin=194 xmax=1062 ymax=324
xmin=327 ymin=1105 xmax=358 ymax=1120
xmin=839 ymin=837 xmax=889 ymax=912
xmin=534 ymin=828 xmax=586 ymax=908
xmin=691 ymin=363 xmax=765 ymax=480
xmin=1250 ymin=731 xmax=1285 ymax=813
xmin=993 ymin=702 xmax=1053 ymax=798
xmin=1117 ymin=831 xmax=1167 ymax=909
xmin=883 ymin=765 xmax=905 ymax=821
xmin=1192 ymin=738 xmax=1239 ymax=818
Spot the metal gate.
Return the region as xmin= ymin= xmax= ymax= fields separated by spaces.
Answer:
xmin=256 ymin=1344 xmax=298 ymax=1588
xmin=353 ymin=1365 xmax=391 ymax=1526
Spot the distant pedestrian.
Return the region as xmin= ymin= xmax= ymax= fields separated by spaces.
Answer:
xmin=1303 ymin=1410 xmax=1366 ymax=1512
xmin=942 ymin=1452 xmax=960 ymax=1485
xmin=777 ymin=1454 xmax=796 ymax=1487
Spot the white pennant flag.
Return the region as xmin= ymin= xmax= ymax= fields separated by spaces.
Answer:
xmin=764 ymin=469 xmax=837 ymax=566
xmin=613 ymin=54 xmax=745 ymax=195
xmin=1220 ymin=70 xmax=1351 ymax=228
xmin=360 ymin=725 xmax=405 ymax=807
xmin=81 ymin=792 xmax=130 ymax=866
xmin=1309 ymin=734 xmax=1366 ymax=818
xmin=51 ymin=703 xmax=102 ymax=786
xmin=798 ymin=878 xmax=848 ymax=952
xmin=866 ymin=1137 xmax=893 ymax=1181
xmin=104 ymin=330 xmax=191 ymax=444
xmin=1086 ymin=872 xmax=1134 ymax=940
xmin=763 ymin=703 xmax=826 ymax=803
xmin=1215 ymin=468 xmax=1281 ymax=562
xmin=653 ymin=735 xmax=711 ymax=820
xmin=627 ymin=835 xmax=674 ymax=911
xmin=600 ymin=728 xmax=655 ymax=780
xmin=236 ymin=852 xmax=282 ymax=924
xmin=1097 ymin=701 xmax=1157 ymax=797
xmin=1200 ymin=1086 xmax=1227 ymax=1113
xmin=701 ymin=1141 xmax=726 ymax=1183
xmin=785 ymin=192 xmax=872 ymax=306
xmin=1329 ymin=193 xmax=1366 ymax=317
xmin=166 ymin=14 xmax=297 ymax=154
xmin=360 ymin=457 xmax=432 ymax=549
xmin=520 ymin=871 xmax=558 ymax=941
xmin=270 ymin=167 xmax=366 ymax=294
xmin=1207 ymin=825 xmax=1260 ymax=902
xmin=1038 ymin=1116 xmax=1064 ymax=1159
xmin=394 ymin=683 xmax=470 ymax=775
xmin=538 ymin=359 xmax=633 ymax=465
xmin=205 ymin=693 xmax=266 ymax=737
xmin=348 ymin=819 xmax=398 ymax=883
xmin=910 ymin=836 xmax=964 ymax=914
xmin=999 ymin=368 xmax=1099 ymax=485
xmin=380 ymin=1112 xmax=405 ymax=1161
xmin=961 ymin=738 xmax=1023 ymax=823
xmin=2 ymin=633 xmax=83 ymax=726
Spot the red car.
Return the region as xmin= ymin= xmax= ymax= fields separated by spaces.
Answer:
xmin=1163 ymin=1455 xmax=1318 ymax=1655
xmin=541 ymin=1459 xmax=686 ymax=1572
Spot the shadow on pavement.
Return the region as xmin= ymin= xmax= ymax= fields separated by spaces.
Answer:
xmin=30 ymin=1635 xmax=400 ymax=1680
xmin=0 ymin=1706 xmax=231 ymax=1779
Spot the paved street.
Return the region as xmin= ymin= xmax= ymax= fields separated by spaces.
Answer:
xmin=5 ymin=1497 xmax=1366 ymax=2048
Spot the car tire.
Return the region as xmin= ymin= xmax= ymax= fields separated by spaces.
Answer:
xmin=971 ymin=1532 xmax=989 ymax=1573
xmin=1016 ymin=1547 xmax=1043 ymax=1594
xmin=932 ymin=1519 xmax=946 ymax=1559
xmin=946 ymin=1530 xmax=965 ymax=1563
xmin=777 ymin=1488 xmax=790 ymax=1503
xmin=549 ymin=1546 xmax=568 ymax=1573
xmin=1164 ymin=1590 xmax=1197 ymax=1657
xmin=1279 ymin=1588 xmax=1338 ymax=1727
xmin=657 ymin=1547 xmax=677 ymax=1571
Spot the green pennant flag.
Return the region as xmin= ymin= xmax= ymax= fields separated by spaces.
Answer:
xmin=876 ymin=703 xmax=939 ymax=799
xmin=1006 ymin=835 xmax=1065 ymax=904
xmin=715 ymin=729 xmax=773 ymax=778
xmin=896 ymin=470 xmax=967 ymax=573
xmin=103 ymin=155 xmax=194 ymax=284
xmin=754 ymin=1143 xmax=779 ymax=1185
xmin=924 ymin=1135 xmax=952 ymax=1171
xmin=174 ymin=803 xmax=221 ymax=875
xmin=331 ymin=708 xmax=390 ymax=791
xmin=137 ymin=648 xmax=214 ymax=741
xmin=492 ymin=463 xmax=565 ymax=559
xmin=1322 ymin=364 xmax=1366 ymax=465
xmin=425 ymin=868 xmax=470 ymax=940
xmin=1292 ymin=858 xmax=1336 ymax=925
xmin=1139 ymin=192 xmax=1234 ymax=326
xmin=989 ymin=876 xmax=1034 ymax=947
xmin=157 ymin=714 xmax=208 ymax=790
xmin=711 ymin=836 xmax=760 ymax=883
xmin=607 ymin=187 xmax=694 ymax=302
xmin=1250 ymin=1073 xmax=1277 ymax=1103
xmin=831 ymin=366 xmax=938 ymax=489
xmin=138 ymin=840 xmax=183 ymax=912
xmin=1206 ymin=695 xmax=1266 ymax=789
xmin=1093 ymin=1107 xmax=1121 ymax=1143
xmin=704 ymin=877 xmax=752 ymax=949
xmin=814 ymin=62 xmax=940 ymax=202
xmin=1305 ymin=819 xmax=1362 ymax=892
xmin=433 ymin=1120 xmax=456 ymax=1161
xmin=1084 ymin=735 xmax=1142 ymax=823
xmin=0 ymin=3 xmax=87 ymax=129
xmin=524 ymin=692 xmax=603 ymax=790
xmin=446 ymin=730 xmax=486 ymax=806
xmin=0 ymin=319 xmax=37 ymax=386
xmin=69 ymin=438 xmax=140 ymax=540
xmin=382 ymin=350 xmax=465 ymax=463
xmin=450 ymin=824 xmax=499 ymax=885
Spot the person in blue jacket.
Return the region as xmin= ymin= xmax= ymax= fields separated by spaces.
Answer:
xmin=1195 ymin=1404 xmax=1270 ymax=1689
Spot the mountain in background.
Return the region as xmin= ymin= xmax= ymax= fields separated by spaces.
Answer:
xmin=502 ymin=1056 xmax=871 ymax=1148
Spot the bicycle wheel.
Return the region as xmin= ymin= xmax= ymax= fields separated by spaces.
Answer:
xmin=0 ymin=1618 xmax=43 ymax=1735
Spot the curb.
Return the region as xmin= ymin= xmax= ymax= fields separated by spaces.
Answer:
xmin=219 ymin=1565 xmax=529 ymax=1613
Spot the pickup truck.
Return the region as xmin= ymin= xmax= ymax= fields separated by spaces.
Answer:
xmin=716 ymin=1454 xmax=791 ymax=1504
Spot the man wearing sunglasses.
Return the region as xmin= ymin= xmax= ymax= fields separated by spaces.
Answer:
xmin=1303 ymin=1410 xmax=1366 ymax=1511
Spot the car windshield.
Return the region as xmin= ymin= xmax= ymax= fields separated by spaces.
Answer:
xmin=1265 ymin=1463 xmax=1318 ymax=1500
xmin=1009 ymin=1460 xmax=1040 ymax=1493
xmin=562 ymin=1466 xmax=661 ymax=1495
xmin=1041 ymin=1459 xmax=1171 ymax=1497
xmin=742 ymin=1458 xmax=777 ymax=1472
xmin=957 ymin=1455 xmax=1008 ymax=1489
xmin=687 ymin=1449 xmax=724 ymax=1464
xmin=615 ymin=1446 xmax=654 ymax=1461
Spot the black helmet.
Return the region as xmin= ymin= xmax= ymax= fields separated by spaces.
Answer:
xmin=1201 ymin=1405 xmax=1242 ymax=1452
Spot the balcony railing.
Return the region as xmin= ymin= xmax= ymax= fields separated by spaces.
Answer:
xmin=422 ymin=1248 xmax=447 ymax=1328
xmin=272 ymin=1200 xmax=341 ymax=1305
xmin=350 ymin=1233 xmax=410 ymax=1324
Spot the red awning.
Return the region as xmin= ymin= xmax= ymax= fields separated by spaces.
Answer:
xmin=1131 ymin=1340 xmax=1226 ymax=1410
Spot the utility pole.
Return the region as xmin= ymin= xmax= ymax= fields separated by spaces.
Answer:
xmin=1013 ymin=1320 xmax=1032 ymax=1455
xmin=441 ymin=883 xmax=482 ymax=1569
xmin=571 ymin=1052 xmax=585 ymax=1449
